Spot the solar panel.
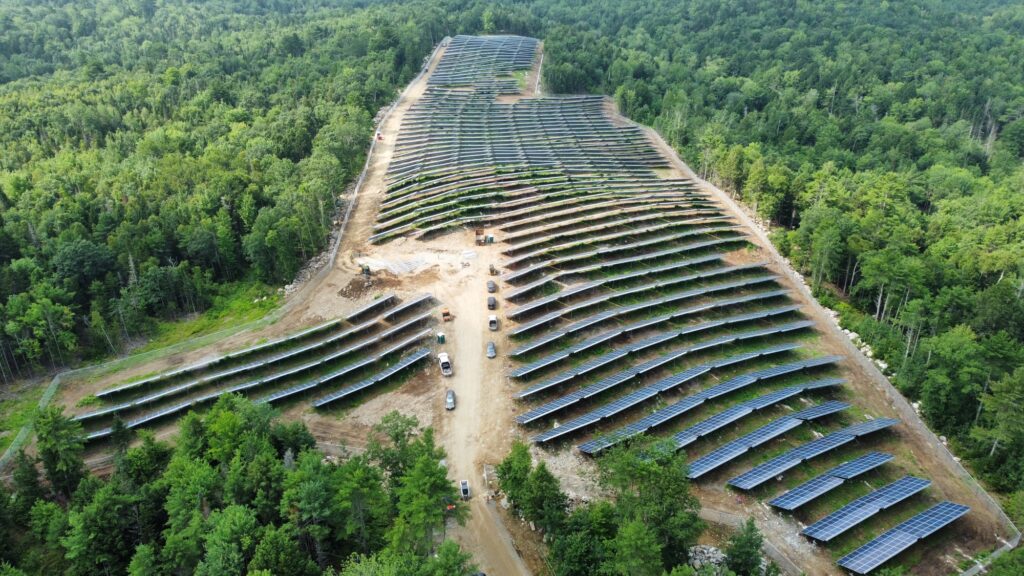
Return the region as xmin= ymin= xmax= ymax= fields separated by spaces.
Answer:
xmin=802 ymin=476 xmax=931 ymax=541
xmin=770 ymin=475 xmax=846 ymax=511
xmin=97 ymin=317 xmax=346 ymax=398
xmin=769 ymin=452 xmax=893 ymax=510
xmin=832 ymin=452 xmax=895 ymax=479
xmin=838 ymin=502 xmax=969 ymax=574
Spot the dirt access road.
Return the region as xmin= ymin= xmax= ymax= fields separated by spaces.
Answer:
xmin=315 ymin=39 xmax=534 ymax=574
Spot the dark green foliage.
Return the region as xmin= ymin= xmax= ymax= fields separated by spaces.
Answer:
xmin=521 ymin=462 xmax=567 ymax=534
xmin=596 ymin=438 xmax=704 ymax=568
xmin=0 ymin=0 xmax=444 ymax=368
xmin=724 ymin=518 xmax=764 ymax=576
xmin=11 ymin=450 xmax=44 ymax=520
xmin=33 ymin=407 xmax=85 ymax=501
xmin=3 ymin=396 xmax=468 ymax=574
xmin=988 ymin=547 xmax=1024 ymax=576
xmin=507 ymin=436 xmax=705 ymax=576
xmin=495 ymin=439 xmax=532 ymax=509
xmin=248 ymin=523 xmax=319 ymax=576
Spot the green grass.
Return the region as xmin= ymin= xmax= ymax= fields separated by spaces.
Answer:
xmin=138 ymin=281 xmax=280 ymax=354
xmin=509 ymin=70 xmax=529 ymax=90
xmin=0 ymin=384 xmax=45 ymax=453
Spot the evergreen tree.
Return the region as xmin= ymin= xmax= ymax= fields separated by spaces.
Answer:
xmin=725 ymin=518 xmax=764 ymax=576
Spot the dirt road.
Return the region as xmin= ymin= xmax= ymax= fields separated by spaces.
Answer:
xmin=437 ymin=244 xmax=531 ymax=576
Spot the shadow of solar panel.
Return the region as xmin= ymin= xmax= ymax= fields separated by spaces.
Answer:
xmin=769 ymin=452 xmax=893 ymax=510
xmin=802 ymin=476 xmax=931 ymax=541
xmin=837 ymin=502 xmax=969 ymax=574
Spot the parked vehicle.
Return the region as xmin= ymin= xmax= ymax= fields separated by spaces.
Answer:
xmin=486 ymin=280 xmax=497 ymax=293
xmin=486 ymin=341 xmax=496 ymax=358
xmin=488 ymin=315 xmax=499 ymax=331
xmin=445 ymin=389 xmax=456 ymax=410
xmin=438 ymin=352 xmax=453 ymax=376
xmin=460 ymin=480 xmax=471 ymax=499
xmin=487 ymin=296 xmax=497 ymax=310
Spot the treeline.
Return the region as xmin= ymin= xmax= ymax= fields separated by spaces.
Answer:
xmin=0 ymin=396 xmax=477 ymax=575
xmin=524 ymin=0 xmax=1024 ymax=498
xmin=496 ymin=438 xmax=776 ymax=576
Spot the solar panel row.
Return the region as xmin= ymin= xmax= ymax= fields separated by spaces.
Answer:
xmin=516 ymin=323 xmax=811 ymax=423
xmin=512 ymin=305 xmax=799 ymax=383
xmin=80 ymin=311 xmax=431 ymax=422
xmin=86 ymin=329 xmax=433 ymax=441
xmin=529 ymin=343 xmax=805 ymax=443
xmin=838 ymin=502 xmax=969 ymax=574
xmin=726 ymin=418 xmax=900 ymax=490
xmin=686 ymin=402 xmax=854 ymax=479
xmin=802 ymin=476 xmax=931 ymax=541
xmin=769 ymin=452 xmax=894 ymax=510
xmin=509 ymin=288 xmax=788 ymax=358
xmin=97 ymin=317 xmax=347 ymax=398
xmin=510 ymin=274 xmax=779 ymax=338
xmin=576 ymin=358 xmax=843 ymax=455
xmin=311 ymin=348 xmax=433 ymax=407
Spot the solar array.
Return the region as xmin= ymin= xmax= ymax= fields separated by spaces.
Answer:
xmin=86 ymin=328 xmax=433 ymax=441
xmin=530 ymin=343 xmax=803 ymax=443
xmin=507 ymin=261 xmax=763 ymax=321
xmin=726 ymin=418 xmax=900 ymax=489
xmin=429 ymin=35 xmax=538 ymax=90
xmin=769 ymin=452 xmax=894 ymax=511
xmin=509 ymin=275 xmax=779 ymax=338
xmin=838 ymin=502 xmax=970 ymax=574
xmin=80 ymin=294 xmax=435 ymax=441
xmin=517 ymin=323 xmax=811 ymax=425
xmin=575 ymin=352 xmax=843 ymax=455
xmin=802 ymin=476 xmax=931 ymax=542
xmin=511 ymin=306 xmax=800 ymax=385
xmin=580 ymin=373 xmax=844 ymax=455
xmin=75 ymin=311 xmax=431 ymax=423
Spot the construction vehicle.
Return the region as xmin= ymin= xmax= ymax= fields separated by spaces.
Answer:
xmin=441 ymin=308 xmax=453 ymax=322
xmin=475 ymin=228 xmax=486 ymax=245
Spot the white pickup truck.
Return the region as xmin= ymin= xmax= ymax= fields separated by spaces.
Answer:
xmin=438 ymin=352 xmax=453 ymax=376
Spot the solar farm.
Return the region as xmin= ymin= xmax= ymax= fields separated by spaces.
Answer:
xmin=364 ymin=35 xmax=1004 ymax=574
xmin=58 ymin=34 xmax=1011 ymax=575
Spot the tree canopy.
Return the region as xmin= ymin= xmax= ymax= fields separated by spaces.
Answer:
xmin=0 ymin=397 xmax=474 ymax=575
